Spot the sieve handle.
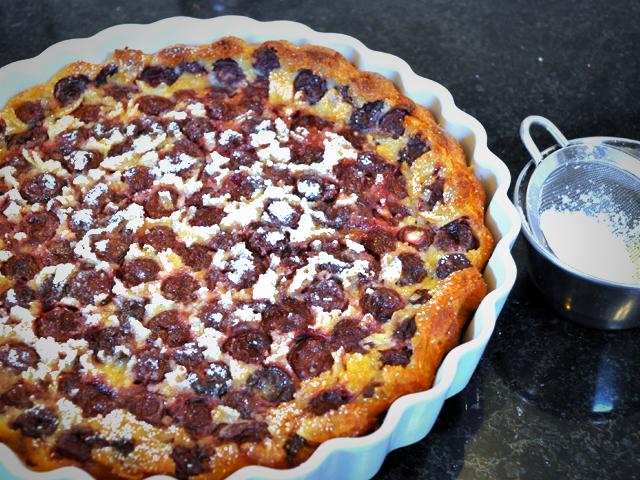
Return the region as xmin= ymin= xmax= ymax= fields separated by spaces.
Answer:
xmin=520 ymin=116 xmax=569 ymax=165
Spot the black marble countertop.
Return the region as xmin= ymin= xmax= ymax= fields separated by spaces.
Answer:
xmin=2 ymin=1 xmax=640 ymax=479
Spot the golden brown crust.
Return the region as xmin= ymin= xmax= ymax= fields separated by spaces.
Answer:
xmin=0 ymin=37 xmax=492 ymax=480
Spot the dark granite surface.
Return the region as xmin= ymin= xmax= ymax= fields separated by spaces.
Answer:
xmin=1 ymin=1 xmax=640 ymax=479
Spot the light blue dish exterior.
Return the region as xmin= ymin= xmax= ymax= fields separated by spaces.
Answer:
xmin=0 ymin=16 xmax=521 ymax=480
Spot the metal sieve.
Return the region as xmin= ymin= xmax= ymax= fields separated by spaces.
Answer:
xmin=515 ymin=117 xmax=640 ymax=329
xmin=520 ymin=116 xmax=640 ymax=275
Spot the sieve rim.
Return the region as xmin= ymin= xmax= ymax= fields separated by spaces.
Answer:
xmin=515 ymin=136 xmax=640 ymax=290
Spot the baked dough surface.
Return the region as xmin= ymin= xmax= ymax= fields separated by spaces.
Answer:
xmin=0 ymin=37 xmax=493 ymax=480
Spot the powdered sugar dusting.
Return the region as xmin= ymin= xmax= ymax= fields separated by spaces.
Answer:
xmin=540 ymin=208 xmax=640 ymax=284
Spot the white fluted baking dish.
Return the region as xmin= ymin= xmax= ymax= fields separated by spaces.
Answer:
xmin=0 ymin=15 xmax=521 ymax=480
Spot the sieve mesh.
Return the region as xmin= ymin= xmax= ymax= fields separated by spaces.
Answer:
xmin=537 ymin=161 xmax=640 ymax=281
xmin=540 ymin=161 xmax=640 ymax=220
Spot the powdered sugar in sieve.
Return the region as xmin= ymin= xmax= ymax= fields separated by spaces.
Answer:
xmin=521 ymin=116 xmax=640 ymax=285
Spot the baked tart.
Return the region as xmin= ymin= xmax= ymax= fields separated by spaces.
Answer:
xmin=0 ymin=36 xmax=493 ymax=480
